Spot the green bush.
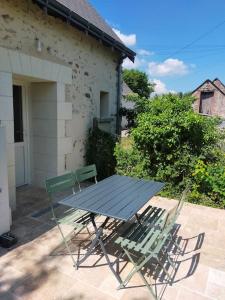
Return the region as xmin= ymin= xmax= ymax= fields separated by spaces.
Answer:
xmin=115 ymin=141 xmax=150 ymax=179
xmin=190 ymin=159 xmax=225 ymax=207
xmin=86 ymin=127 xmax=117 ymax=180
xmin=115 ymin=93 xmax=225 ymax=208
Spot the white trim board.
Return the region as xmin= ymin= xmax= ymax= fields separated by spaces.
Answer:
xmin=0 ymin=46 xmax=72 ymax=84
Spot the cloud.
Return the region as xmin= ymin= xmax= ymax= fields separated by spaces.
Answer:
xmin=137 ymin=49 xmax=154 ymax=56
xmin=112 ymin=28 xmax=136 ymax=46
xmin=148 ymin=58 xmax=189 ymax=77
xmin=152 ymin=79 xmax=176 ymax=95
xmin=122 ymin=57 xmax=145 ymax=69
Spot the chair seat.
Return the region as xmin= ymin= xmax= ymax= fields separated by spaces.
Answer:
xmin=55 ymin=208 xmax=91 ymax=230
xmin=115 ymin=205 xmax=167 ymax=255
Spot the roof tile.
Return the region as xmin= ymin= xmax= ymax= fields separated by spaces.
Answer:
xmin=56 ymin=0 xmax=123 ymax=43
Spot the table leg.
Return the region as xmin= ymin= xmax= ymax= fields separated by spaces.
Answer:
xmin=75 ymin=226 xmax=103 ymax=269
xmin=90 ymin=214 xmax=123 ymax=285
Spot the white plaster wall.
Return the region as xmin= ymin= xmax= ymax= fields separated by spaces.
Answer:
xmin=0 ymin=72 xmax=16 ymax=210
xmin=0 ymin=127 xmax=11 ymax=234
xmin=0 ymin=0 xmax=120 ymax=172
xmin=31 ymin=82 xmax=72 ymax=187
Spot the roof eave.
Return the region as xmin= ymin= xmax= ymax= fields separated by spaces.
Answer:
xmin=32 ymin=0 xmax=136 ymax=61
xmin=191 ymin=79 xmax=225 ymax=96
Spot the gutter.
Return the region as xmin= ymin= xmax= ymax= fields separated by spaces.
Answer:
xmin=116 ymin=56 xmax=124 ymax=135
xmin=32 ymin=0 xmax=136 ymax=62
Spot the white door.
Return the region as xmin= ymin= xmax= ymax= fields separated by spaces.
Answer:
xmin=13 ymin=84 xmax=29 ymax=187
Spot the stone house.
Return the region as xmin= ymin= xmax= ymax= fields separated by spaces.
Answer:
xmin=0 ymin=0 xmax=135 ymax=234
xmin=192 ymin=78 xmax=225 ymax=118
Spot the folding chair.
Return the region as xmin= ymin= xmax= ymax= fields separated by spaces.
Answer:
xmin=165 ymin=187 xmax=189 ymax=254
xmin=75 ymin=164 xmax=98 ymax=191
xmin=139 ymin=186 xmax=189 ymax=232
xmin=115 ymin=204 xmax=183 ymax=299
xmin=45 ymin=172 xmax=91 ymax=268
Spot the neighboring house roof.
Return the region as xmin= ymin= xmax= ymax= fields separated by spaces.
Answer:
xmin=122 ymin=82 xmax=134 ymax=110
xmin=192 ymin=79 xmax=225 ymax=96
xmin=213 ymin=78 xmax=225 ymax=93
xmin=122 ymin=82 xmax=133 ymax=97
xmin=33 ymin=0 xmax=136 ymax=61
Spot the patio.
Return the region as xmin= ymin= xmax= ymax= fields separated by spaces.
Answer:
xmin=0 ymin=186 xmax=225 ymax=300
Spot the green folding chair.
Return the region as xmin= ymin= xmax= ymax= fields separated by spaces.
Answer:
xmin=75 ymin=164 xmax=98 ymax=191
xmin=138 ymin=186 xmax=188 ymax=228
xmin=161 ymin=187 xmax=189 ymax=255
xmin=115 ymin=206 xmax=179 ymax=300
xmin=114 ymin=186 xmax=189 ymax=299
xmin=45 ymin=172 xmax=91 ymax=268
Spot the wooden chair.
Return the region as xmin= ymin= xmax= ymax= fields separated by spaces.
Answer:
xmin=45 ymin=172 xmax=91 ymax=268
xmin=75 ymin=164 xmax=98 ymax=191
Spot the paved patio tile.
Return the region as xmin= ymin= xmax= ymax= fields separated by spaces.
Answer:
xmin=175 ymin=263 xmax=209 ymax=294
xmin=0 ymin=265 xmax=25 ymax=293
xmin=177 ymin=287 xmax=213 ymax=300
xmin=120 ymin=288 xmax=152 ymax=300
xmin=207 ymin=268 xmax=225 ymax=287
xmin=200 ymin=245 xmax=225 ymax=271
xmin=161 ymin=284 xmax=180 ymax=300
xmin=0 ymin=291 xmax=22 ymax=300
xmin=10 ymin=266 xmax=77 ymax=300
xmin=205 ymin=282 xmax=225 ymax=300
xmin=62 ymin=279 xmax=118 ymax=300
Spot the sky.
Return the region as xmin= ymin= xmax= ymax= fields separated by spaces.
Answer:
xmin=90 ymin=0 xmax=225 ymax=94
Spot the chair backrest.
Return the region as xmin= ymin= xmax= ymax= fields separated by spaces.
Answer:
xmin=162 ymin=205 xmax=178 ymax=231
xmin=161 ymin=186 xmax=189 ymax=234
xmin=75 ymin=164 xmax=97 ymax=184
xmin=45 ymin=172 xmax=75 ymax=197
xmin=175 ymin=186 xmax=189 ymax=217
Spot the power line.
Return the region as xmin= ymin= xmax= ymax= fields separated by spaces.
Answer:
xmin=163 ymin=19 xmax=225 ymax=59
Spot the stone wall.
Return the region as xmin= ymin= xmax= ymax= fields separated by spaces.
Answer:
xmin=0 ymin=0 xmax=120 ymax=173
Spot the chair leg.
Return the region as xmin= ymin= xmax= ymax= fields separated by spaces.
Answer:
xmin=119 ymin=249 xmax=157 ymax=299
xmin=173 ymin=239 xmax=183 ymax=254
xmin=167 ymin=254 xmax=176 ymax=270
xmin=56 ymin=222 xmax=77 ymax=269
xmin=86 ymin=225 xmax=91 ymax=236
xmin=137 ymin=269 xmax=157 ymax=300
xmin=168 ymin=234 xmax=183 ymax=255
xmin=51 ymin=206 xmax=77 ymax=268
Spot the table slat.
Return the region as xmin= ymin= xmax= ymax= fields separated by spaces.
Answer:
xmin=59 ymin=175 xmax=165 ymax=221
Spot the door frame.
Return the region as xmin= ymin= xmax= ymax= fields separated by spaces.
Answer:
xmin=13 ymin=80 xmax=31 ymax=186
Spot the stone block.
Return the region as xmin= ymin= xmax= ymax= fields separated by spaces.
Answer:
xmin=0 ymin=72 xmax=12 ymax=97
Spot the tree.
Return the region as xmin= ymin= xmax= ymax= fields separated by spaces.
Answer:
xmin=123 ymin=69 xmax=154 ymax=98
xmin=115 ymin=93 xmax=225 ymax=207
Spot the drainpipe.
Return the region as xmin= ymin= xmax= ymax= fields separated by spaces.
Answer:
xmin=116 ymin=55 xmax=125 ymax=135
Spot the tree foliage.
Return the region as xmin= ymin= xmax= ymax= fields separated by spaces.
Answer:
xmin=86 ymin=127 xmax=117 ymax=180
xmin=123 ymin=69 xmax=154 ymax=98
xmin=115 ymin=93 xmax=225 ymax=208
